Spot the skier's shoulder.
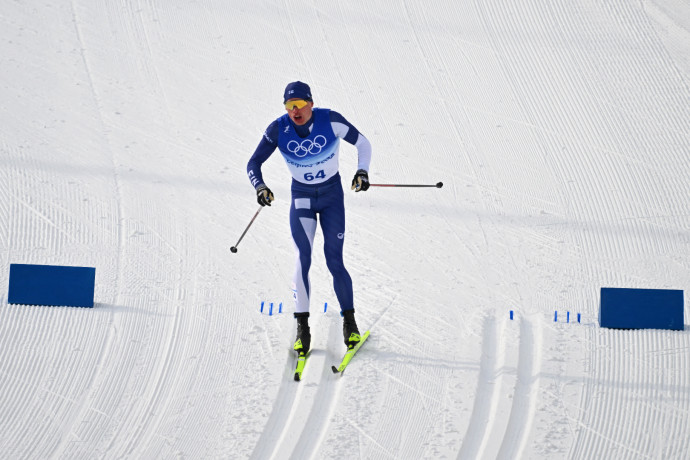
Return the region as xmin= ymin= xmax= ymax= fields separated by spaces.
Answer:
xmin=325 ymin=109 xmax=361 ymax=143
xmin=263 ymin=118 xmax=283 ymax=145
xmin=327 ymin=109 xmax=347 ymax=124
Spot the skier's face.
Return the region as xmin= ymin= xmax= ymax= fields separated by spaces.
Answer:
xmin=285 ymin=99 xmax=313 ymax=126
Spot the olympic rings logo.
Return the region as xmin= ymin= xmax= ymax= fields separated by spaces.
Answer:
xmin=287 ymin=135 xmax=327 ymax=158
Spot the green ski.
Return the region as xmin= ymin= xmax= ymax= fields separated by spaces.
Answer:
xmin=294 ymin=351 xmax=308 ymax=381
xmin=331 ymin=330 xmax=370 ymax=374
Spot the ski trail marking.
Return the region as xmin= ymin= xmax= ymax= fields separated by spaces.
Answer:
xmin=248 ymin=350 xmax=300 ymax=460
xmin=497 ymin=316 xmax=541 ymax=459
xmin=288 ymin=318 xmax=342 ymax=460
xmin=457 ymin=316 xmax=501 ymax=459
xmin=251 ymin=315 xmax=340 ymax=460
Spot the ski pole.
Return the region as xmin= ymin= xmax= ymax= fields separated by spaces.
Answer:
xmin=369 ymin=182 xmax=443 ymax=188
xmin=230 ymin=206 xmax=263 ymax=253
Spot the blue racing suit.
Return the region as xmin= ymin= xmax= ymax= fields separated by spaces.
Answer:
xmin=247 ymin=108 xmax=371 ymax=314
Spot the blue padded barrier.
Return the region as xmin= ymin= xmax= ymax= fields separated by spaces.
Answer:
xmin=599 ymin=287 xmax=684 ymax=331
xmin=8 ymin=264 xmax=96 ymax=307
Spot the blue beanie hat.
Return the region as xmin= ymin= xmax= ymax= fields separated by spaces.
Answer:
xmin=283 ymin=81 xmax=312 ymax=103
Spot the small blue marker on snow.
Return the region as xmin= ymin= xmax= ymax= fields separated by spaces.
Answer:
xmin=279 ymin=302 xmax=283 ymax=314
xmin=554 ymin=311 xmax=558 ymax=322
xmin=567 ymin=311 xmax=570 ymax=323
xmin=510 ymin=310 xmax=514 ymax=320
xmin=578 ymin=313 xmax=581 ymax=323
xmin=269 ymin=302 xmax=273 ymax=316
xmin=324 ymin=302 xmax=328 ymax=313
xmin=261 ymin=301 xmax=264 ymax=313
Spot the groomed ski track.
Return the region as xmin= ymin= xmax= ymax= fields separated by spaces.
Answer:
xmin=2 ymin=1 xmax=690 ymax=459
xmin=249 ymin=314 xmax=347 ymax=460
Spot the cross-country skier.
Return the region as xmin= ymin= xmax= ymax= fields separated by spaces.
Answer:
xmin=246 ymin=81 xmax=372 ymax=355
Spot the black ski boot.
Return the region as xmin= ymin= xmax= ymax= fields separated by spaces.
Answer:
xmin=293 ymin=312 xmax=311 ymax=354
xmin=342 ymin=309 xmax=361 ymax=348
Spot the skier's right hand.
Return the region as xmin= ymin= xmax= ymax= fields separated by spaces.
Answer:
xmin=256 ymin=185 xmax=274 ymax=206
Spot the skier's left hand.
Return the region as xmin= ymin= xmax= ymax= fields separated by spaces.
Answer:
xmin=351 ymin=169 xmax=369 ymax=192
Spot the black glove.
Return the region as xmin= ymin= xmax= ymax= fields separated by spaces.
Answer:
xmin=256 ymin=184 xmax=274 ymax=206
xmin=351 ymin=169 xmax=370 ymax=192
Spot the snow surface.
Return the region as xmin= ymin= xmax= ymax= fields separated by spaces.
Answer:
xmin=2 ymin=1 xmax=690 ymax=459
